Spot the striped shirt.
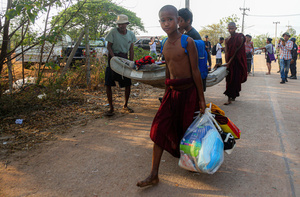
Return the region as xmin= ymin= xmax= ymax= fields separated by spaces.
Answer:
xmin=245 ymin=41 xmax=253 ymax=53
xmin=278 ymin=40 xmax=293 ymax=60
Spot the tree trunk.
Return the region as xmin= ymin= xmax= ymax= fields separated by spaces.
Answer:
xmin=7 ymin=40 xmax=13 ymax=94
xmin=21 ymin=23 xmax=25 ymax=85
xmin=85 ymin=22 xmax=91 ymax=89
xmin=37 ymin=4 xmax=51 ymax=85
xmin=60 ymin=29 xmax=85 ymax=78
xmin=0 ymin=0 xmax=12 ymax=75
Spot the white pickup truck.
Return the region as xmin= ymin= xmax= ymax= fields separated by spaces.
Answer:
xmin=15 ymin=35 xmax=72 ymax=67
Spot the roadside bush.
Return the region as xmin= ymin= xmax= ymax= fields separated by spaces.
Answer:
xmin=134 ymin=46 xmax=150 ymax=60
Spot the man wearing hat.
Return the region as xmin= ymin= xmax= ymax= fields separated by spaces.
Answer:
xmin=278 ymin=32 xmax=293 ymax=84
xmin=105 ymin=14 xmax=137 ymax=116
xmin=289 ymin=37 xmax=297 ymax=79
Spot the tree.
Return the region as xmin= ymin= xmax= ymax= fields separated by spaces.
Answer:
xmin=252 ymin=34 xmax=269 ymax=48
xmin=0 ymin=0 xmax=64 ymax=75
xmin=52 ymin=0 xmax=145 ymax=40
xmin=199 ymin=14 xmax=240 ymax=45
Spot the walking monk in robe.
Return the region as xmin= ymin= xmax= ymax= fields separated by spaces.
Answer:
xmin=136 ymin=5 xmax=206 ymax=187
xmin=224 ymin=22 xmax=247 ymax=105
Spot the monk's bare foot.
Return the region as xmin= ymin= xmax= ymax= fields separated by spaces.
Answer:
xmin=137 ymin=175 xmax=159 ymax=187
xmin=224 ymin=100 xmax=232 ymax=105
xmin=224 ymin=98 xmax=233 ymax=105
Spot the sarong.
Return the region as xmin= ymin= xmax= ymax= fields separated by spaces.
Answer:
xmin=150 ymin=78 xmax=199 ymax=158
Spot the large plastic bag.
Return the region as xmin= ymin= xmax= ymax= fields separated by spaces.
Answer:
xmin=179 ymin=109 xmax=224 ymax=174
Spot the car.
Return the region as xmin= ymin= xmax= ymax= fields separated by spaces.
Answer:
xmin=134 ymin=38 xmax=161 ymax=52
xmin=254 ymin=47 xmax=262 ymax=54
xmin=60 ymin=38 xmax=108 ymax=65
xmin=89 ymin=38 xmax=108 ymax=57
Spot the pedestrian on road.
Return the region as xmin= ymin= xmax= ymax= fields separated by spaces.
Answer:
xmin=204 ymin=35 xmax=212 ymax=70
xmin=278 ymin=32 xmax=293 ymax=84
xmin=137 ymin=5 xmax=206 ymax=188
xmin=289 ymin=37 xmax=297 ymax=79
xmin=245 ymin=34 xmax=254 ymax=75
xmin=104 ymin=14 xmax=136 ymax=116
xmin=149 ymin=36 xmax=160 ymax=60
xmin=178 ymin=8 xmax=202 ymax=40
xmin=256 ymin=38 xmax=275 ymax=75
xmin=216 ymin=37 xmax=224 ymax=64
xmin=276 ymin=38 xmax=284 ymax=73
xmin=224 ymin=22 xmax=247 ymax=105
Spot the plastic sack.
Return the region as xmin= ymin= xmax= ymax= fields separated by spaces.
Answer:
xmin=179 ymin=109 xmax=224 ymax=174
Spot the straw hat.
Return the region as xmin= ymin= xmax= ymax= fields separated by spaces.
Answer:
xmin=116 ymin=14 xmax=129 ymax=24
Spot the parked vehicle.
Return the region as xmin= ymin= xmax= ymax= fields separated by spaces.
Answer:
xmin=254 ymin=47 xmax=262 ymax=54
xmin=134 ymin=38 xmax=161 ymax=52
xmin=60 ymin=38 xmax=108 ymax=64
xmin=15 ymin=35 xmax=72 ymax=67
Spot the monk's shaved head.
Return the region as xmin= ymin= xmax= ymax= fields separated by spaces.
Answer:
xmin=227 ymin=22 xmax=237 ymax=35
xmin=228 ymin=22 xmax=236 ymax=27
xmin=159 ymin=5 xmax=178 ymax=17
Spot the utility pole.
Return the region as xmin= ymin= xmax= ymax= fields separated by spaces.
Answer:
xmin=240 ymin=7 xmax=250 ymax=34
xmin=286 ymin=21 xmax=292 ymax=33
xmin=273 ymin=21 xmax=280 ymax=49
xmin=185 ymin=0 xmax=190 ymax=9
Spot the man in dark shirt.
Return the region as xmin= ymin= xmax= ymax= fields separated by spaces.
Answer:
xmin=178 ymin=8 xmax=202 ymax=40
xmin=289 ymin=37 xmax=297 ymax=79
xmin=204 ymin=35 xmax=212 ymax=69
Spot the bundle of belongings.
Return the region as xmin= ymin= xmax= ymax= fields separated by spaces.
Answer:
xmin=134 ymin=56 xmax=155 ymax=70
xmin=178 ymin=103 xmax=240 ymax=174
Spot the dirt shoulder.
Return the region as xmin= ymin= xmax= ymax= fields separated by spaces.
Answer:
xmin=0 ymin=55 xmax=299 ymax=196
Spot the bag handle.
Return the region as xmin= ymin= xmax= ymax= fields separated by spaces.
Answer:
xmin=205 ymin=108 xmax=222 ymax=133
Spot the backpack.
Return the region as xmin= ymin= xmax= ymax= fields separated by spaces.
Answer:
xmin=211 ymin=44 xmax=217 ymax=56
xmin=161 ymin=35 xmax=208 ymax=79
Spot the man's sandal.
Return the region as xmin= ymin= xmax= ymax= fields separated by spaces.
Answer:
xmin=122 ymin=106 xmax=134 ymax=113
xmin=104 ymin=110 xmax=115 ymax=116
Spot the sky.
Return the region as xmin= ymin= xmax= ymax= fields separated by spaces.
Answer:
xmin=114 ymin=0 xmax=300 ymax=38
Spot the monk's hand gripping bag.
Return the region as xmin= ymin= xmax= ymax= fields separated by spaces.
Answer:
xmin=179 ymin=108 xmax=224 ymax=174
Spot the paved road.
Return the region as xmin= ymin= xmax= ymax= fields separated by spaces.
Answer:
xmin=0 ymin=54 xmax=299 ymax=196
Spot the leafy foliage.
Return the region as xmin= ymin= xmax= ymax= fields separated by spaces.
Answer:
xmin=252 ymin=33 xmax=270 ymax=48
xmin=199 ymin=14 xmax=240 ymax=45
xmin=52 ymin=0 xmax=145 ymax=40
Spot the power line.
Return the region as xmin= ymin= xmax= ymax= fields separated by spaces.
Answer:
xmin=247 ymin=14 xmax=300 ymax=17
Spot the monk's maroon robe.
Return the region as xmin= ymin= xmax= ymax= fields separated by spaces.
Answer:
xmin=224 ymin=33 xmax=247 ymax=99
xmin=150 ymin=78 xmax=199 ymax=158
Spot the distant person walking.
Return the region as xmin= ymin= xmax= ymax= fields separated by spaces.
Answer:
xmin=224 ymin=22 xmax=247 ymax=105
xmin=256 ymin=38 xmax=275 ymax=75
xmin=278 ymin=32 xmax=293 ymax=84
xmin=204 ymin=35 xmax=212 ymax=69
xmin=289 ymin=37 xmax=297 ymax=79
xmin=105 ymin=14 xmax=136 ymax=116
xmin=276 ymin=38 xmax=284 ymax=73
xmin=216 ymin=37 xmax=224 ymax=64
xmin=149 ymin=37 xmax=160 ymax=60
xmin=178 ymin=8 xmax=202 ymax=40
xmin=245 ymin=34 xmax=254 ymax=74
